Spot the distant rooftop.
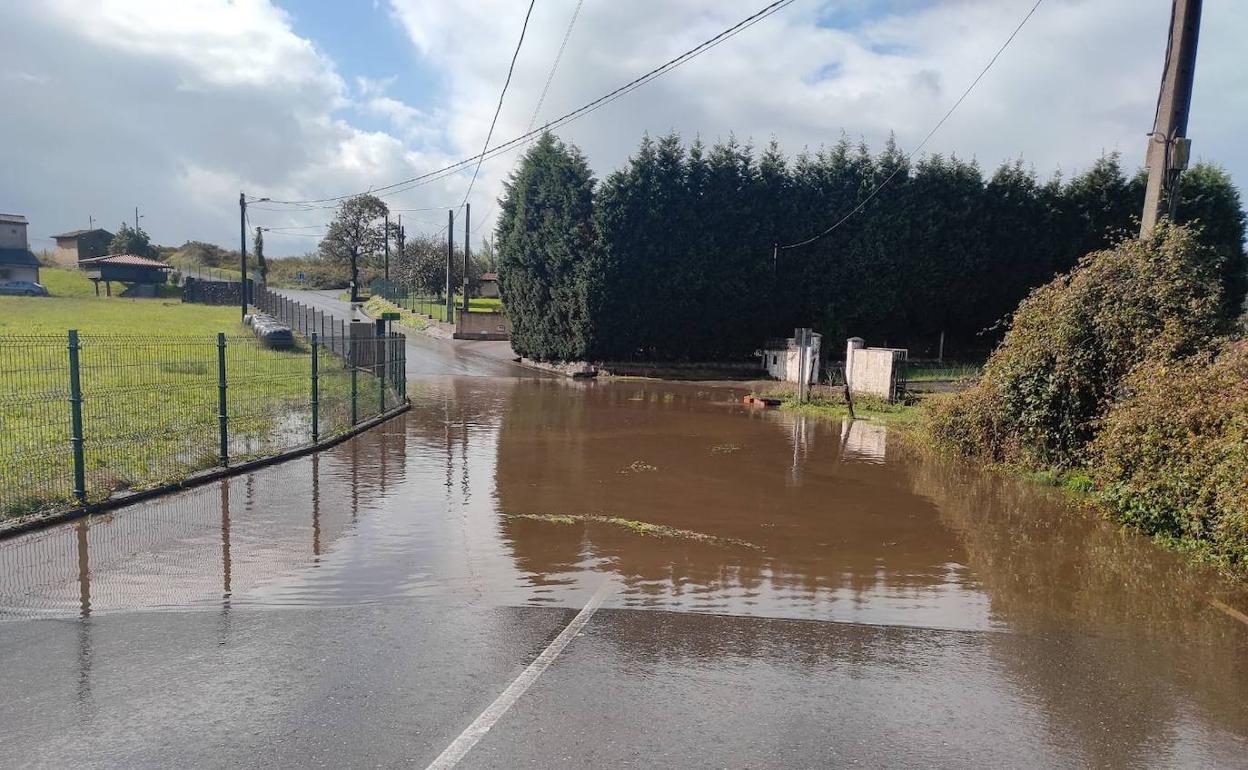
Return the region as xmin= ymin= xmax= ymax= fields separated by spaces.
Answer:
xmin=480 ymin=272 xmax=498 ymax=281
xmin=52 ymin=228 xmax=112 ymax=239
xmin=0 ymin=214 xmax=28 ymax=225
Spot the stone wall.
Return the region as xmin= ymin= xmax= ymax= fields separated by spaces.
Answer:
xmin=454 ymin=310 xmax=510 ymax=340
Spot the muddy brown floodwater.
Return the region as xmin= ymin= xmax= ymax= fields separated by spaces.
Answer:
xmin=2 ymin=375 xmax=1247 ymax=767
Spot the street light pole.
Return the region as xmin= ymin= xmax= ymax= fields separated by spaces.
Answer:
xmin=240 ymin=194 xmax=270 ymax=321
xmin=239 ymin=192 xmax=247 ymax=322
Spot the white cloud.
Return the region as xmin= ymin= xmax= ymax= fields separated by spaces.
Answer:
xmin=0 ymin=0 xmax=1244 ymax=254
xmin=0 ymin=0 xmax=459 ymax=254
xmin=387 ymin=0 xmax=1248 ymax=237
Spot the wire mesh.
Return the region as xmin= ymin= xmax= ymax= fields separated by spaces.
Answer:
xmin=0 ymin=336 xmax=75 ymax=517
xmin=0 ymin=325 xmax=406 ymax=521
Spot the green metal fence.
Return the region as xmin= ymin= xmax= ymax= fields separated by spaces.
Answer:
xmin=0 ymin=329 xmax=406 ymax=520
xmin=370 ymin=279 xmax=459 ymax=325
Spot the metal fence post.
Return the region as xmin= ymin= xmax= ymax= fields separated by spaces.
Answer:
xmin=350 ymin=367 xmax=358 ymax=425
xmin=217 ymin=332 xmax=229 ymax=466
xmin=311 ymin=333 xmax=320 ymax=443
xmin=67 ymin=330 xmax=86 ymax=503
xmin=378 ymin=335 xmax=386 ymax=413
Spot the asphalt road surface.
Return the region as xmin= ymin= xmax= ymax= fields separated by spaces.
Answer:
xmin=2 ymin=351 xmax=1247 ymax=767
xmin=275 ymin=289 xmax=534 ymax=378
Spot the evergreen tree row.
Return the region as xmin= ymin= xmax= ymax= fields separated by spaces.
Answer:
xmin=496 ymin=132 xmax=1246 ymax=362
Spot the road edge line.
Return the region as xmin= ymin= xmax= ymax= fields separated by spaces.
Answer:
xmin=425 ymin=582 xmax=612 ymax=770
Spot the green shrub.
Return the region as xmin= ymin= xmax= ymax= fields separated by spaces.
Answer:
xmin=926 ymin=223 xmax=1230 ymax=469
xmin=1089 ymin=340 xmax=1248 ymax=566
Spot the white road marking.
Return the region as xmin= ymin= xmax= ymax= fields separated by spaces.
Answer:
xmin=424 ymin=581 xmax=613 ymax=770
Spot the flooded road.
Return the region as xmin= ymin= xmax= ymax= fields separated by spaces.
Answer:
xmin=2 ymin=376 xmax=1247 ymax=767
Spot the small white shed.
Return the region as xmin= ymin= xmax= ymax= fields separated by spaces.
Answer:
xmin=763 ymin=330 xmax=821 ymax=385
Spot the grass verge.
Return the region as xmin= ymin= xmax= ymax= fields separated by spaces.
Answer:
xmin=364 ymin=296 xmax=428 ymax=330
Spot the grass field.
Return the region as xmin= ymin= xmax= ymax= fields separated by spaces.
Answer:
xmin=398 ymin=294 xmax=502 ymax=322
xmin=0 ymin=268 xmax=391 ymax=519
xmin=5 ymin=268 xmax=243 ymax=334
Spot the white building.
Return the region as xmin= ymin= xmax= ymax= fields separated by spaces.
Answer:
xmin=763 ymin=330 xmax=822 ymax=385
xmin=845 ymin=337 xmax=908 ymax=401
xmin=0 ymin=214 xmax=39 ymax=284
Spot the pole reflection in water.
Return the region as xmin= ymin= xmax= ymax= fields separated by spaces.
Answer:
xmin=0 ymin=426 xmax=411 ymax=617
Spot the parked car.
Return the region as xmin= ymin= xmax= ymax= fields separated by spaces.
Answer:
xmin=0 ymin=280 xmax=49 ymax=296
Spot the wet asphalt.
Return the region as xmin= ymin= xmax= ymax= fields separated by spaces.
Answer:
xmin=2 ymin=313 xmax=1248 ymax=768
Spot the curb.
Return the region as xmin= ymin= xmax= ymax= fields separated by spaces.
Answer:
xmin=0 ymin=400 xmax=411 ymax=541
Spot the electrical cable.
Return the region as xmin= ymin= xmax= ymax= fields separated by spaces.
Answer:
xmin=461 ymin=0 xmax=536 ymax=208
xmin=775 ymin=0 xmax=1044 ymax=251
xmin=474 ymin=0 xmax=586 ymax=236
xmin=250 ymin=0 xmax=796 ymax=207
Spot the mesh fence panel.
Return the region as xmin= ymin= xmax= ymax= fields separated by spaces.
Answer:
xmin=0 ymin=326 xmax=405 ymax=520
xmin=0 ymin=336 xmax=75 ymax=516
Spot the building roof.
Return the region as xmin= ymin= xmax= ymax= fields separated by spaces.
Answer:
xmin=0 ymin=248 xmax=39 ymax=267
xmin=480 ymin=272 xmax=498 ymax=281
xmin=0 ymin=214 xmax=28 ymax=225
xmin=79 ymin=254 xmax=172 ymax=269
xmin=52 ymin=228 xmax=112 ymax=239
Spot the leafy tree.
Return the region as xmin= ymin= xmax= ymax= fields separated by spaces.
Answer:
xmin=497 ymin=131 xmax=1246 ymax=364
xmin=319 ymin=194 xmax=389 ymax=299
xmin=253 ymin=227 xmax=267 ymax=283
xmin=109 ymin=222 xmax=157 ymax=258
xmin=496 ymin=132 xmax=599 ymax=361
xmin=394 ymin=234 xmax=463 ymax=297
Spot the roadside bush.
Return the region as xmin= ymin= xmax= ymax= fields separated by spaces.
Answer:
xmin=926 ymin=223 xmax=1230 ymax=469
xmin=1089 ymin=340 xmax=1248 ymax=566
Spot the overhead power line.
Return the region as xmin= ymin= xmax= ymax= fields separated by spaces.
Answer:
xmin=461 ymin=0 xmax=536 ymax=208
xmin=252 ymin=0 xmax=796 ymax=208
xmin=776 ymin=0 xmax=1044 ymax=251
xmin=475 ymin=0 xmax=586 ymax=236
xmin=527 ymin=0 xmax=583 ymax=134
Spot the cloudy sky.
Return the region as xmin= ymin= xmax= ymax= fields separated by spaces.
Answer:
xmin=1 ymin=0 xmax=1244 ymax=256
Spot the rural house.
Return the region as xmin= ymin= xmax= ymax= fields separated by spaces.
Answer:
xmin=0 ymin=213 xmax=40 ymax=284
xmin=50 ymin=227 xmax=113 ymax=267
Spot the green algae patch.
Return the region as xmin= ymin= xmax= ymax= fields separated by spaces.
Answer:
xmin=506 ymin=513 xmax=761 ymax=550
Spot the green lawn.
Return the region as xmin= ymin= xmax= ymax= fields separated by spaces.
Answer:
xmin=7 ymin=268 xmax=242 ymax=334
xmin=905 ymin=362 xmax=981 ymax=382
xmin=0 ymin=268 xmax=392 ymax=519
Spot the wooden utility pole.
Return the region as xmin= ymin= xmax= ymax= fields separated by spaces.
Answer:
xmin=445 ymin=209 xmax=455 ymax=323
xmin=383 ymin=213 xmax=390 ymax=283
xmin=1140 ymin=0 xmax=1202 ymax=237
xmin=397 ymin=215 xmax=405 ymax=258
xmin=462 ymin=203 xmax=470 ymax=316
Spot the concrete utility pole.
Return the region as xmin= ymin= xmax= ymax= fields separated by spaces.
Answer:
xmin=134 ymin=206 xmax=141 ymax=232
xmin=239 ymin=192 xmax=248 ymax=322
xmin=1140 ymin=0 xmax=1202 ymax=237
xmin=383 ymin=213 xmax=390 ymax=283
xmin=445 ymin=209 xmax=455 ymax=323
xmin=462 ymin=203 xmax=470 ymax=316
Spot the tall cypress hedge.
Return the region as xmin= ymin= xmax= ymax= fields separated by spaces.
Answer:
xmin=495 ymin=131 xmax=1246 ymax=363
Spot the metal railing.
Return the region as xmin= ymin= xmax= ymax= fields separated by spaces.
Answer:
xmin=369 ymin=280 xmax=458 ymax=325
xmin=0 ymin=327 xmax=406 ymax=520
xmin=254 ymin=286 xmax=356 ymax=358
